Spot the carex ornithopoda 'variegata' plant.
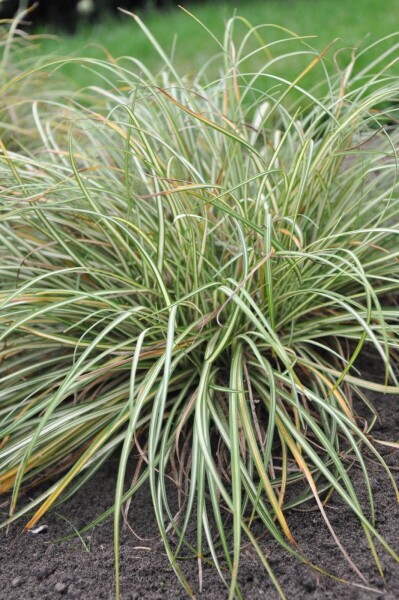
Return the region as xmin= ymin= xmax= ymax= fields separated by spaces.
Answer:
xmin=0 ymin=8 xmax=399 ymax=599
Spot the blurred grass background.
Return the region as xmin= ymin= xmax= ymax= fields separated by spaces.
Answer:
xmin=33 ymin=0 xmax=399 ymax=91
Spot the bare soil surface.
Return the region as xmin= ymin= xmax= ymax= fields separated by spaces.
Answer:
xmin=1 ymin=358 xmax=398 ymax=600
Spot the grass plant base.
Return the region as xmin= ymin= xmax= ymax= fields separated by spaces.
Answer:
xmin=1 ymin=362 xmax=398 ymax=599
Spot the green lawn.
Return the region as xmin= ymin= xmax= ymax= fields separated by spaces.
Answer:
xmin=34 ymin=0 xmax=399 ymax=91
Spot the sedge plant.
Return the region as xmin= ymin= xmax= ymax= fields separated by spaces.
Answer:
xmin=0 ymin=8 xmax=399 ymax=599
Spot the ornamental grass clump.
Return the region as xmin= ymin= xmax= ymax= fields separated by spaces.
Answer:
xmin=0 ymin=10 xmax=399 ymax=599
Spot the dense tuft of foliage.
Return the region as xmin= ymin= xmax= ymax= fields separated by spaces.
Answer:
xmin=0 ymin=11 xmax=398 ymax=599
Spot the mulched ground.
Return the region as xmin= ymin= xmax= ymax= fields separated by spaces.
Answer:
xmin=1 ymin=358 xmax=398 ymax=600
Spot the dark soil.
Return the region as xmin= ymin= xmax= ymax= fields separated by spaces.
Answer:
xmin=1 ymin=360 xmax=398 ymax=600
